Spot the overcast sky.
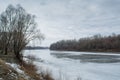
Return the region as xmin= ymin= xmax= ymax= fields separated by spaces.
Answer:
xmin=0 ymin=0 xmax=120 ymax=46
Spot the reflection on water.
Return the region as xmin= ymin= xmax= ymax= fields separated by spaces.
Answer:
xmin=51 ymin=53 xmax=120 ymax=63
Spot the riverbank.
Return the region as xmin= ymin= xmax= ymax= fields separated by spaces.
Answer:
xmin=0 ymin=59 xmax=27 ymax=80
xmin=0 ymin=55 xmax=54 ymax=80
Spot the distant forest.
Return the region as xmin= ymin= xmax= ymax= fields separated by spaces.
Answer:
xmin=25 ymin=46 xmax=48 ymax=50
xmin=50 ymin=34 xmax=120 ymax=52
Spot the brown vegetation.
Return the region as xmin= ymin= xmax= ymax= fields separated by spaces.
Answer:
xmin=0 ymin=57 xmax=54 ymax=80
xmin=20 ymin=60 xmax=54 ymax=80
xmin=0 ymin=59 xmax=27 ymax=80
xmin=20 ymin=61 xmax=41 ymax=80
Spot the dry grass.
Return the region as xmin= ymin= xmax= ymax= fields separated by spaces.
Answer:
xmin=20 ymin=55 xmax=54 ymax=80
xmin=0 ymin=54 xmax=54 ymax=80
xmin=41 ymin=71 xmax=54 ymax=80
xmin=20 ymin=61 xmax=41 ymax=80
xmin=0 ymin=59 xmax=10 ymax=73
xmin=0 ymin=59 xmax=27 ymax=80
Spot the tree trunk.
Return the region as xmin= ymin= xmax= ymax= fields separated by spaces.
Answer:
xmin=14 ymin=50 xmax=23 ymax=63
xmin=4 ymin=47 xmax=8 ymax=55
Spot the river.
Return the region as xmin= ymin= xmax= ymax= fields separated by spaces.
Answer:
xmin=24 ymin=49 xmax=120 ymax=80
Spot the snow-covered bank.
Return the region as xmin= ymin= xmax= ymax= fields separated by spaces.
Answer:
xmin=0 ymin=57 xmax=54 ymax=80
xmin=0 ymin=59 xmax=29 ymax=80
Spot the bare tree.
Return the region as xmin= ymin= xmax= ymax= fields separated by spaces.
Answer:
xmin=0 ymin=5 xmax=13 ymax=55
xmin=0 ymin=4 xmax=44 ymax=62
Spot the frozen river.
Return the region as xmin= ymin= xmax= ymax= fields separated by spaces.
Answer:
xmin=24 ymin=49 xmax=120 ymax=80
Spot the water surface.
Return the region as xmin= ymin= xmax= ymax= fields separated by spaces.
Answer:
xmin=24 ymin=49 xmax=120 ymax=80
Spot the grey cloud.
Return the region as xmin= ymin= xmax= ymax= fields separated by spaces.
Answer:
xmin=0 ymin=0 xmax=120 ymax=46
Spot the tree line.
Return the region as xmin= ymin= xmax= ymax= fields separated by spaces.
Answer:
xmin=0 ymin=5 xmax=44 ymax=62
xmin=50 ymin=34 xmax=120 ymax=52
